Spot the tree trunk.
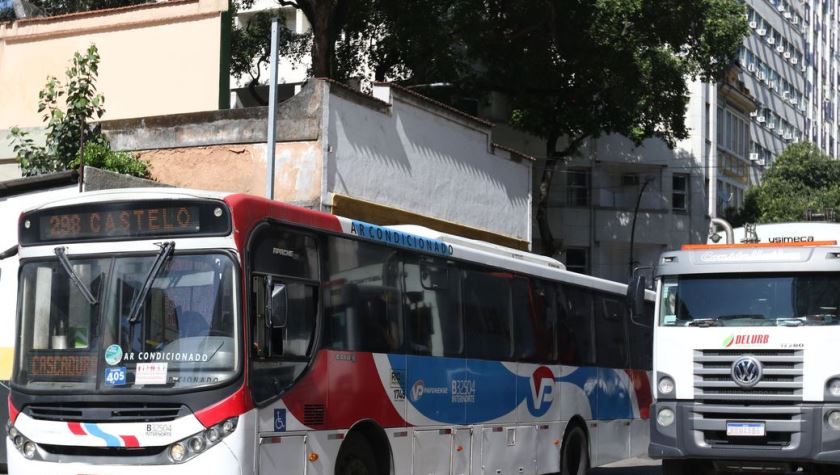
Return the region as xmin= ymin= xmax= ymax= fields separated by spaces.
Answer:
xmin=310 ymin=0 xmax=334 ymax=77
xmin=535 ymin=133 xmax=590 ymax=257
xmin=536 ymin=133 xmax=560 ymax=257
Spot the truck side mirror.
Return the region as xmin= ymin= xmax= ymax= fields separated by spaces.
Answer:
xmin=266 ymin=279 xmax=288 ymax=329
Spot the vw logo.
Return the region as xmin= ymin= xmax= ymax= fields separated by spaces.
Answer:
xmin=731 ymin=356 xmax=763 ymax=388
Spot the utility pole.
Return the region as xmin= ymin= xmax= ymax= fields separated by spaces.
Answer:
xmin=265 ymin=17 xmax=280 ymax=200
xmin=628 ymin=176 xmax=654 ymax=278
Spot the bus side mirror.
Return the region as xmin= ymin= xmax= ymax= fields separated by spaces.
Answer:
xmin=627 ymin=267 xmax=651 ymax=327
xmin=266 ymin=280 xmax=288 ymax=329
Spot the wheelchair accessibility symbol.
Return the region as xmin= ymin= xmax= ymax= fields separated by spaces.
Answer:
xmin=274 ymin=409 xmax=286 ymax=432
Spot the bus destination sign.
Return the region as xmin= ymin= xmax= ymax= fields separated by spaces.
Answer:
xmin=39 ymin=206 xmax=200 ymax=241
xmin=20 ymin=199 xmax=232 ymax=245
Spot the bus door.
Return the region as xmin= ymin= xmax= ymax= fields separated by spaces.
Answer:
xmin=248 ymin=225 xmax=321 ymax=438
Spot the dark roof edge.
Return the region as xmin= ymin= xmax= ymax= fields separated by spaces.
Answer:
xmin=0 ymin=170 xmax=78 ymax=198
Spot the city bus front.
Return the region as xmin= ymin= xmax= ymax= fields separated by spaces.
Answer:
xmin=649 ymin=242 xmax=840 ymax=474
xmin=7 ymin=194 xmax=253 ymax=474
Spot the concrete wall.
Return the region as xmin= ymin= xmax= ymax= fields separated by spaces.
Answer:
xmin=0 ymin=0 xmax=230 ymax=168
xmin=100 ymin=79 xmax=533 ymax=247
xmin=328 ymin=83 xmax=532 ymax=244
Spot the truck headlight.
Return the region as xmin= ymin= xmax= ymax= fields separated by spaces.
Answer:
xmin=828 ymin=411 xmax=840 ymax=431
xmin=657 ymin=408 xmax=675 ymax=427
xmin=829 ymin=379 xmax=840 ymax=398
xmin=658 ymin=377 xmax=675 ymax=396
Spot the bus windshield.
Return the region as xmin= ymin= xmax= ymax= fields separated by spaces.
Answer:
xmin=659 ymin=273 xmax=840 ymax=327
xmin=14 ymin=253 xmax=238 ymax=392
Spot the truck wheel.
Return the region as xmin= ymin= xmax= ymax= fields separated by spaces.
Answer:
xmin=335 ymin=433 xmax=378 ymax=475
xmin=560 ymin=424 xmax=589 ymax=475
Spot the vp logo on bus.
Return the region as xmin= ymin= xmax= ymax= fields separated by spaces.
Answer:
xmin=528 ymin=367 xmax=555 ymax=417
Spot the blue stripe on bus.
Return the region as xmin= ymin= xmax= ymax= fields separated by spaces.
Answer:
xmin=390 ymin=355 xmax=635 ymax=424
xmin=83 ymin=423 xmax=122 ymax=447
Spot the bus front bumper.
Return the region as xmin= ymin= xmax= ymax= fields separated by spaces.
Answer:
xmin=649 ymin=401 xmax=840 ymax=465
xmin=6 ymin=436 xmax=246 ymax=475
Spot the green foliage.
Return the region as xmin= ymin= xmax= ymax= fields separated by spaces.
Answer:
xmin=28 ymin=0 xmax=151 ymax=17
xmin=230 ymin=4 xmax=309 ymax=103
xmin=8 ymin=44 xmax=149 ymax=178
xmin=738 ymin=143 xmax=840 ymax=223
xmin=70 ymin=142 xmax=149 ymax=178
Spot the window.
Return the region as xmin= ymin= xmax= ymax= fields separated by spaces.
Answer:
xmin=322 ymin=236 xmax=403 ymax=354
xmin=672 ymin=174 xmax=689 ymax=211
xmin=564 ymin=248 xmax=589 ymax=274
xmin=402 ymin=255 xmax=461 ymax=357
xmin=557 ymin=285 xmax=594 ymax=366
xmin=594 ymin=294 xmax=628 ymax=368
xmin=566 ymin=169 xmax=590 ymax=207
xmin=527 ymin=280 xmax=558 ymax=363
xmin=462 ymin=268 xmax=513 ymax=360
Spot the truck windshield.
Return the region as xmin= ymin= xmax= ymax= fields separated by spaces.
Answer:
xmin=660 ymin=273 xmax=840 ymax=327
xmin=14 ymin=253 xmax=238 ymax=392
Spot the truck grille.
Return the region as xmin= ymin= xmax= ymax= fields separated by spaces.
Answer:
xmin=694 ymin=349 xmax=803 ymax=402
xmin=691 ymin=349 xmax=804 ymax=448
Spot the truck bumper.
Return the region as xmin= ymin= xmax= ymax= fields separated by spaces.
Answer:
xmin=649 ymin=401 xmax=840 ymax=465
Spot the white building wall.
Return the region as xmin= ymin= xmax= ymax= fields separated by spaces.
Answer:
xmin=324 ymin=84 xmax=532 ymax=244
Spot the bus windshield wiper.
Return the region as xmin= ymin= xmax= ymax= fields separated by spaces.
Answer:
xmin=128 ymin=241 xmax=175 ymax=323
xmin=54 ymin=247 xmax=98 ymax=305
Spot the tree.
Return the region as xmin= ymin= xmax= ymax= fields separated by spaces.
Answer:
xmin=230 ymin=2 xmax=309 ymax=105
xmin=435 ymin=0 xmax=749 ymax=256
xmin=254 ymin=0 xmax=747 ymax=256
xmin=738 ymin=143 xmax=840 ymax=223
xmin=8 ymin=44 xmax=150 ymax=178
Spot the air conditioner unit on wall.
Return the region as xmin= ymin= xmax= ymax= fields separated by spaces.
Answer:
xmin=785 ymin=11 xmax=792 ymax=19
xmin=750 ymin=109 xmax=759 ymax=117
xmin=757 ymin=28 xmax=767 ymax=36
xmin=768 ymin=36 xmax=776 ymax=45
xmin=792 ymin=16 xmax=799 ymax=25
xmin=748 ymin=63 xmax=757 ymax=73
xmin=777 ymin=45 xmax=786 ymax=53
xmin=750 ymin=152 xmax=760 ymax=161
xmin=784 ymin=51 xmax=792 ymax=59
xmin=758 ymin=71 xmax=767 ymax=81
xmin=791 ymin=57 xmax=798 ymax=64
xmin=621 ymin=174 xmax=640 ymax=186
xmin=768 ymin=122 xmax=776 ymax=129
xmin=758 ymin=116 xmax=767 ymax=123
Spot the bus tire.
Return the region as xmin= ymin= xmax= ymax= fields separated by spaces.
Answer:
xmin=335 ymin=432 xmax=378 ymax=475
xmin=560 ymin=424 xmax=589 ymax=475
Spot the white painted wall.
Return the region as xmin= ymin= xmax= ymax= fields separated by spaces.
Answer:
xmin=324 ymin=84 xmax=532 ymax=243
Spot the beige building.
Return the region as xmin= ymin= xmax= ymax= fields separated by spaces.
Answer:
xmin=0 ymin=0 xmax=231 ymax=179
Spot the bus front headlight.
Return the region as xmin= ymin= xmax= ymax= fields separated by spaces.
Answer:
xmin=658 ymin=377 xmax=675 ymax=396
xmin=167 ymin=416 xmax=239 ymax=464
xmin=657 ymin=408 xmax=675 ymax=427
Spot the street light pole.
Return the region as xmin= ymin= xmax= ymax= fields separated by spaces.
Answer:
xmin=628 ymin=177 xmax=654 ymax=278
xmin=265 ymin=17 xmax=280 ymax=200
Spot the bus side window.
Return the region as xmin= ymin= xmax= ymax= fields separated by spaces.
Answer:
xmin=402 ymin=256 xmax=460 ymax=357
xmin=462 ymin=268 xmax=513 ymax=361
xmin=558 ymin=285 xmax=594 ymax=366
xmin=594 ymin=294 xmax=629 ymax=368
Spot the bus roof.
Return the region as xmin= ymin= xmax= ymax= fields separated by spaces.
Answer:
xmin=20 ymin=188 xmax=644 ymax=298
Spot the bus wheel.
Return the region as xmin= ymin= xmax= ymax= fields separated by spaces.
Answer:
xmin=560 ymin=424 xmax=589 ymax=475
xmin=335 ymin=433 xmax=378 ymax=475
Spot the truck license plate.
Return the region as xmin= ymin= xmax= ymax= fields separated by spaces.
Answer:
xmin=726 ymin=422 xmax=765 ymax=437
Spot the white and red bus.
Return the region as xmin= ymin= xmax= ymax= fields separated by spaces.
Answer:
xmin=7 ymin=188 xmax=653 ymax=475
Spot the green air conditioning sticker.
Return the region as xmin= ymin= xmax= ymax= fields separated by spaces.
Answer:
xmin=104 ymin=344 xmax=123 ymax=366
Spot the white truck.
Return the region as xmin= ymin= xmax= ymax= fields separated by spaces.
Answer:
xmin=639 ymin=220 xmax=840 ymax=474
